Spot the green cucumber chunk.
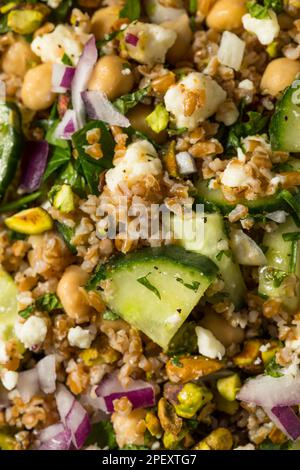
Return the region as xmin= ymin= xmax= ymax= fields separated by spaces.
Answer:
xmin=196 ymin=180 xmax=284 ymax=215
xmin=173 ymin=212 xmax=246 ymax=308
xmin=0 ymin=102 xmax=22 ymax=198
xmin=270 ymin=80 xmax=300 ymax=152
xmin=97 ymin=246 xmax=218 ymax=350
xmin=259 ymin=217 xmax=300 ymax=311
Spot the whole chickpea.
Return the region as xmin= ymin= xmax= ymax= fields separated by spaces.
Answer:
xmin=199 ymin=311 xmax=244 ymax=347
xmin=57 ymin=265 xmax=92 ymax=323
xmin=88 ymin=55 xmax=134 ymax=100
xmin=21 ymin=63 xmax=56 ymax=111
xmin=260 ymin=58 xmax=300 ymax=96
xmin=161 ymin=14 xmax=192 ymax=65
xmin=91 ymin=6 xmax=121 ymax=40
xmin=127 ymin=104 xmax=168 ymax=144
xmin=2 ymin=37 xmax=39 ymax=78
xmin=206 ymin=0 xmax=247 ymax=31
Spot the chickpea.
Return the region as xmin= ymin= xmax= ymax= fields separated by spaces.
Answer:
xmin=127 ymin=104 xmax=168 ymax=144
xmin=206 ymin=0 xmax=247 ymax=31
xmin=260 ymin=58 xmax=300 ymax=96
xmin=57 ymin=265 xmax=92 ymax=323
xmin=161 ymin=14 xmax=192 ymax=65
xmin=2 ymin=37 xmax=39 ymax=78
xmin=88 ymin=55 xmax=134 ymax=101
xmin=21 ymin=63 xmax=56 ymax=111
xmin=199 ymin=311 xmax=244 ymax=347
xmin=90 ymin=6 xmax=121 ymax=40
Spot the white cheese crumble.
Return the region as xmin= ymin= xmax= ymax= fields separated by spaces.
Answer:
xmin=242 ymin=10 xmax=280 ymax=46
xmin=0 ymin=340 xmax=8 ymax=364
xmin=221 ymin=159 xmax=253 ymax=188
xmin=195 ymin=326 xmax=225 ymax=360
xmin=124 ymin=22 xmax=176 ymax=65
xmin=145 ymin=0 xmax=185 ymax=24
xmin=238 ymin=79 xmax=254 ymax=90
xmin=15 ymin=316 xmax=47 ymax=349
xmin=105 ymin=140 xmax=162 ymax=191
xmin=42 ymin=0 xmax=62 ymax=8
xmin=217 ymin=31 xmax=245 ymax=71
xmin=1 ymin=370 xmax=18 ymax=391
xmin=164 ymin=72 xmax=226 ymax=131
xmin=68 ymin=326 xmax=93 ymax=349
xmin=31 ymin=25 xmax=84 ymax=65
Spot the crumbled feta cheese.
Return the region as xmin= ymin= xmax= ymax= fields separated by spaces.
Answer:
xmin=242 ymin=10 xmax=280 ymax=46
xmin=164 ymin=72 xmax=226 ymax=131
xmin=1 ymin=370 xmax=18 ymax=391
xmin=124 ymin=22 xmax=176 ymax=65
xmin=105 ymin=140 xmax=162 ymax=191
xmin=221 ymin=160 xmax=253 ymax=188
xmin=216 ymin=100 xmax=239 ymax=126
xmin=195 ymin=326 xmax=225 ymax=359
xmin=68 ymin=326 xmax=93 ymax=349
xmin=0 ymin=340 xmax=8 ymax=364
xmin=43 ymin=0 xmax=62 ymax=8
xmin=217 ymin=31 xmax=245 ymax=71
xmin=238 ymin=79 xmax=254 ymax=90
xmin=31 ymin=25 xmax=84 ymax=65
xmin=145 ymin=0 xmax=185 ymax=24
xmin=15 ymin=316 xmax=47 ymax=349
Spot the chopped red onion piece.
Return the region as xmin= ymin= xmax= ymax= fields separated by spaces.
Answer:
xmin=39 ymin=423 xmax=72 ymax=451
xmin=82 ymin=90 xmax=130 ymax=128
xmin=17 ymin=369 xmax=40 ymax=404
xmin=52 ymin=63 xmax=75 ymax=93
xmin=56 ymin=384 xmax=75 ymax=422
xmin=66 ymin=400 xmax=91 ymax=449
xmin=55 ymin=109 xmax=78 ymax=140
xmin=37 ymin=354 xmax=56 ymax=394
xmin=125 ymin=33 xmax=139 ymax=46
xmin=96 ymin=372 xmax=155 ymax=413
xmin=237 ymin=374 xmax=300 ymax=408
xmin=264 ymin=406 xmax=300 ymax=441
xmin=19 ymin=141 xmax=49 ymax=193
xmin=71 ymin=36 xmax=98 ymax=128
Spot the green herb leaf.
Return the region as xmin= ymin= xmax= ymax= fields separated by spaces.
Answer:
xmin=227 ymin=110 xmax=268 ymax=149
xmin=216 ymin=249 xmax=231 ymax=261
xmin=259 ymin=439 xmax=291 ymax=450
xmin=36 ymin=293 xmax=62 ymax=312
xmin=61 ymin=53 xmax=73 ymax=66
xmin=72 ymin=121 xmax=114 ymax=195
xmin=119 ymin=0 xmax=141 ymax=21
xmin=189 ymin=0 xmax=198 ymax=14
xmin=113 ymin=87 xmax=150 ymax=115
xmin=146 ymin=103 xmax=169 ymax=134
xmin=137 ymin=273 xmax=161 ymax=299
xmin=84 ymin=421 xmax=118 ymax=449
xmin=167 ymin=127 xmax=188 ymax=136
xmin=171 ymin=356 xmax=183 ymax=368
xmin=86 ymin=264 xmax=107 ymax=291
xmin=96 ymin=30 xmax=121 ymax=55
xmin=176 ymin=277 xmax=200 ymax=292
xmin=264 ymin=268 xmax=288 ymax=288
xmin=46 ymin=120 xmax=70 ymax=149
xmin=103 ymin=310 xmax=120 ymax=321
xmin=265 ymin=356 xmax=284 ymax=378
xmin=43 ymin=146 xmax=71 ymax=181
xmin=247 ymin=0 xmax=283 ymax=19
xmin=282 ymin=232 xmax=300 ymax=242
xmin=0 ymin=191 xmax=41 ymax=213
xmin=56 ymin=221 xmax=77 ymax=255
xmin=0 ymin=14 xmax=9 ymax=34
xmin=50 ymin=0 xmax=72 ymax=22
xmin=19 ymin=305 xmax=35 ymax=319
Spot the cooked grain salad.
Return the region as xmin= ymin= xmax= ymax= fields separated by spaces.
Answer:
xmin=2 ymin=0 xmax=300 ymax=452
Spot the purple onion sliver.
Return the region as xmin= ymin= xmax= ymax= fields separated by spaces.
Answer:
xmin=64 ymin=117 xmax=76 ymax=134
xmin=60 ymin=66 xmax=76 ymax=88
xmin=125 ymin=33 xmax=139 ymax=46
xmin=39 ymin=426 xmax=72 ymax=451
xmin=19 ymin=141 xmax=49 ymax=194
xmin=104 ymin=387 xmax=155 ymax=413
xmin=66 ymin=400 xmax=91 ymax=449
xmin=270 ymin=406 xmax=300 ymax=441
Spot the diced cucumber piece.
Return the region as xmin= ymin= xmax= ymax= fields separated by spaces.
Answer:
xmin=173 ymin=212 xmax=246 ymax=308
xmin=270 ymin=80 xmax=300 ymax=152
xmin=259 ymin=217 xmax=300 ymax=311
xmin=0 ymin=268 xmax=18 ymax=340
xmin=196 ymin=180 xmax=284 ymax=215
xmin=94 ymin=246 xmax=218 ymax=350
